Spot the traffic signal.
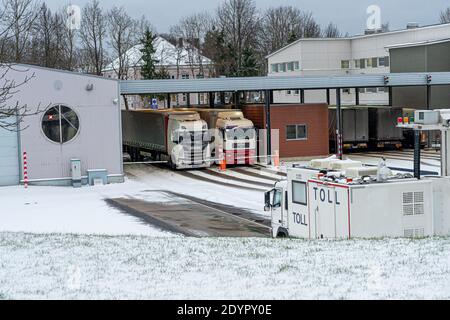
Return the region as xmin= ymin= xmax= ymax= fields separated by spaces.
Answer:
xmin=427 ymin=74 xmax=432 ymax=84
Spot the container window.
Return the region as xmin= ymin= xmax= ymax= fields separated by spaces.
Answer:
xmin=292 ymin=181 xmax=307 ymax=205
xmin=42 ymin=105 xmax=79 ymax=144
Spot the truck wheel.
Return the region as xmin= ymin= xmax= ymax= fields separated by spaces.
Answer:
xmin=168 ymin=158 xmax=176 ymax=170
xmin=277 ymin=229 xmax=289 ymax=238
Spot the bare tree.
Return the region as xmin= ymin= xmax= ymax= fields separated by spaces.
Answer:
xmin=59 ymin=6 xmax=79 ymax=71
xmin=259 ymin=7 xmax=321 ymax=56
xmin=79 ymin=0 xmax=107 ymax=75
xmin=440 ymin=8 xmax=450 ymax=23
xmin=217 ymin=0 xmax=260 ymax=75
xmin=170 ymin=12 xmax=212 ymax=78
xmin=2 ymin=0 xmax=40 ymax=63
xmin=0 ymin=63 xmax=44 ymax=130
xmin=107 ymin=6 xmax=137 ymax=79
xmin=322 ymin=22 xmax=341 ymax=38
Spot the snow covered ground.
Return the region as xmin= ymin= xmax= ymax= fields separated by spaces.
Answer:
xmin=0 ymin=165 xmax=267 ymax=236
xmin=0 ymin=182 xmax=174 ymax=237
xmin=1 ymin=158 xmax=449 ymax=300
xmin=1 ymin=232 xmax=449 ymax=299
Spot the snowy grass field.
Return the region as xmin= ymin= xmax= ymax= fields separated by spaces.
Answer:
xmin=1 ymin=232 xmax=449 ymax=300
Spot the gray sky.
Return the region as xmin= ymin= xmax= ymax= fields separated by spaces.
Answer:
xmin=45 ymin=0 xmax=449 ymax=35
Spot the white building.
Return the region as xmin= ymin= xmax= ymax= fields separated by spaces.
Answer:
xmin=266 ymin=23 xmax=450 ymax=105
xmin=103 ymin=36 xmax=214 ymax=109
xmin=0 ymin=64 xmax=123 ymax=186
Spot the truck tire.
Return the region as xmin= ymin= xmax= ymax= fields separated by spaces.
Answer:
xmin=277 ymin=228 xmax=289 ymax=238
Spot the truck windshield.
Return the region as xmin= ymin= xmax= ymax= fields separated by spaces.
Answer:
xmin=225 ymin=128 xmax=256 ymax=140
xmin=273 ymin=189 xmax=282 ymax=208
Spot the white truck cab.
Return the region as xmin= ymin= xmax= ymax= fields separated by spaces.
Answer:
xmin=168 ymin=113 xmax=212 ymax=170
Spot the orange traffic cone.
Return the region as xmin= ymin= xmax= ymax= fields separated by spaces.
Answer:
xmin=273 ymin=150 xmax=280 ymax=168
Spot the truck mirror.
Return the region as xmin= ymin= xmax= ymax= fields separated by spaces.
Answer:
xmin=210 ymin=136 xmax=216 ymax=143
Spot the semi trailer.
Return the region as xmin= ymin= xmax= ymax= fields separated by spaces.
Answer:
xmin=329 ymin=106 xmax=404 ymax=151
xmin=368 ymin=106 xmax=404 ymax=149
xmin=174 ymin=108 xmax=257 ymax=165
xmin=329 ymin=106 xmax=369 ymax=150
xmin=122 ymin=110 xmax=212 ymax=169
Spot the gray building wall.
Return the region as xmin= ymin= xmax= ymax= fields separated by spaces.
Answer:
xmin=0 ymin=116 xmax=20 ymax=186
xmin=391 ymin=41 xmax=450 ymax=108
xmin=1 ymin=64 xmax=123 ymax=185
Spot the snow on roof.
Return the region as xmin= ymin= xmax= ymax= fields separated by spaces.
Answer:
xmin=104 ymin=36 xmax=212 ymax=72
xmin=266 ymin=22 xmax=450 ymax=59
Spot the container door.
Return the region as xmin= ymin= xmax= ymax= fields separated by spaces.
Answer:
xmin=355 ymin=108 xmax=369 ymax=142
xmin=308 ymin=182 xmax=350 ymax=239
xmin=0 ymin=117 xmax=19 ymax=186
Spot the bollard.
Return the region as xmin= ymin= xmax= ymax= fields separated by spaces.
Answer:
xmin=23 ymin=152 xmax=28 ymax=189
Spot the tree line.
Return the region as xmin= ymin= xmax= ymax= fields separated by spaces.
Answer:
xmin=1 ymin=0 xmax=450 ymax=79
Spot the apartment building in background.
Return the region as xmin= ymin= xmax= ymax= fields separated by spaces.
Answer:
xmin=103 ymin=36 xmax=214 ymax=109
xmin=266 ymin=23 xmax=450 ymax=106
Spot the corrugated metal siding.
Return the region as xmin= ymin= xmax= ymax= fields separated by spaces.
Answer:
xmin=0 ymin=117 xmax=19 ymax=186
xmin=120 ymin=72 xmax=450 ymax=94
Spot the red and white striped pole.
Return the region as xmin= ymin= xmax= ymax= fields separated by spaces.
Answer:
xmin=23 ymin=151 xmax=28 ymax=189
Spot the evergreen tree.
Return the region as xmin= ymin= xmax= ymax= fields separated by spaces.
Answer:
xmin=139 ymin=27 xmax=161 ymax=106
xmin=140 ymin=27 xmax=158 ymax=80
xmin=239 ymin=46 xmax=259 ymax=77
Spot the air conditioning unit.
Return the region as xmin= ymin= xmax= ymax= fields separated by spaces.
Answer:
xmin=331 ymin=159 xmax=363 ymax=170
xmin=345 ymin=166 xmax=378 ymax=178
xmin=414 ymin=110 xmax=439 ymax=125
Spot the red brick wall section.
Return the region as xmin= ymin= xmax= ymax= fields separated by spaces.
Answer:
xmin=241 ymin=104 xmax=265 ymax=129
xmin=270 ymin=104 xmax=329 ymax=158
xmin=242 ymin=104 xmax=329 ymax=158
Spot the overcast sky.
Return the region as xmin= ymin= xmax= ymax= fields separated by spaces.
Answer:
xmin=44 ymin=0 xmax=449 ymax=35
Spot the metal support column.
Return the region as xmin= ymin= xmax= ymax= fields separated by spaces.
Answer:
xmin=388 ymin=87 xmax=393 ymax=106
xmin=220 ymin=92 xmax=225 ymax=105
xmin=414 ymin=130 xmax=421 ymax=179
xmin=336 ymin=89 xmax=343 ymax=160
xmin=234 ymin=91 xmax=240 ymax=109
xmin=186 ymin=93 xmax=191 ymax=107
xmin=426 ymin=85 xmax=432 ymax=147
xmin=326 ymin=89 xmax=331 ymax=105
xmin=209 ymin=92 xmax=214 ymax=108
xmin=300 ymin=89 xmax=305 ymax=104
xmin=355 ymin=88 xmax=360 ymax=105
xmin=167 ymin=94 xmax=171 ymax=108
xmin=265 ymin=90 xmax=272 ymax=165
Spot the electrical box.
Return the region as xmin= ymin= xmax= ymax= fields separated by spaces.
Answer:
xmin=70 ymin=159 xmax=82 ymax=188
xmin=414 ymin=110 xmax=440 ymax=125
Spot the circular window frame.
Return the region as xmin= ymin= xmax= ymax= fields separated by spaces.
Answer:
xmin=41 ymin=104 xmax=81 ymax=145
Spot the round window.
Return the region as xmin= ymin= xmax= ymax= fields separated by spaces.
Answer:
xmin=42 ymin=105 xmax=79 ymax=144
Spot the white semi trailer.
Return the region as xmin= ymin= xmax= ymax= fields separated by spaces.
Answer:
xmin=122 ymin=110 xmax=212 ymax=169
xmin=265 ymin=109 xmax=450 ymax=239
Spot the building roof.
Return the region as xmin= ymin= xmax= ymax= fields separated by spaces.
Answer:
xmin=103 ymin=36 xmax=212 ymax=72
xmin=1 ymin=63 xmax=119 ymax=82
xmin=385 ymin=37 xmax=450 ymax=50
xmin=266 ymin=22 xmax=450 ymax=59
